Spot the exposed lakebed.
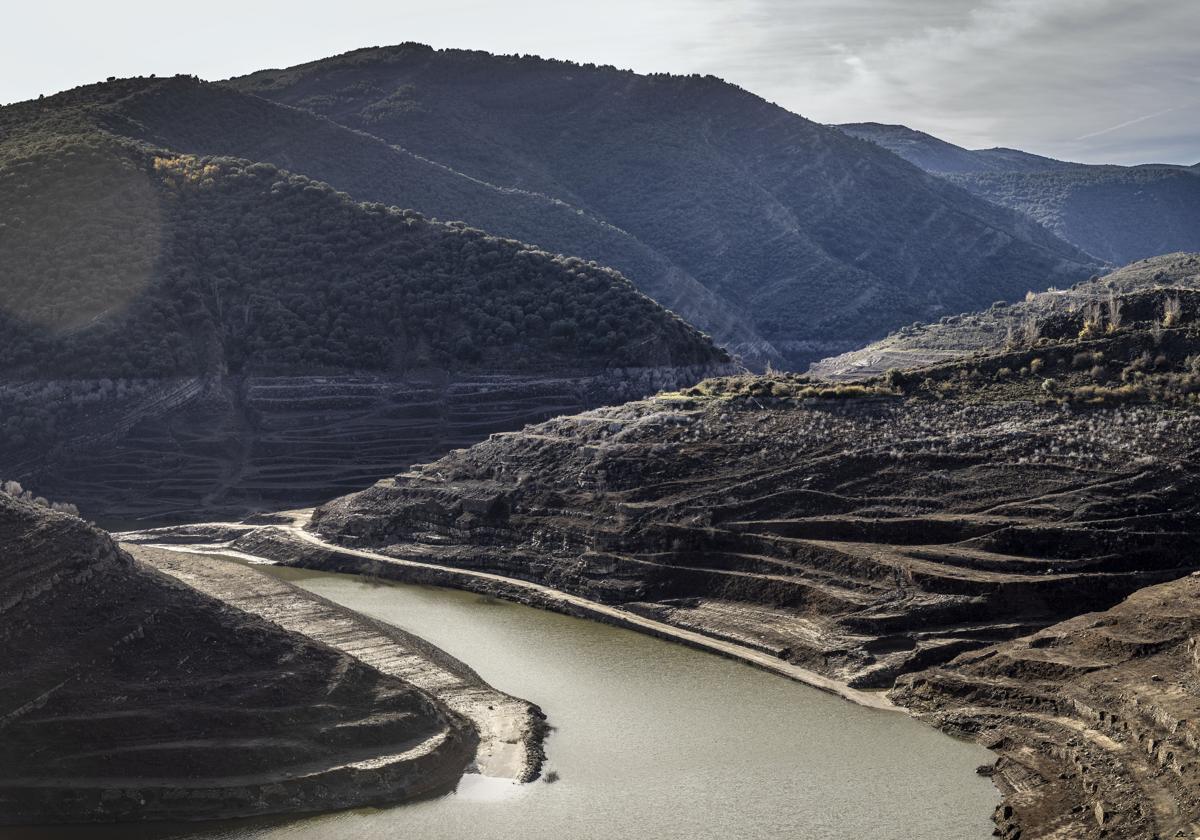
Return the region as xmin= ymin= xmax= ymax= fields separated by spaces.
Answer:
xmin=5 ymin=567 xmax=998 ymax=840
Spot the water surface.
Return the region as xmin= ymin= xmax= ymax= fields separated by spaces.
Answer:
xmin=5 ymin=567 xmax=999 ymax=839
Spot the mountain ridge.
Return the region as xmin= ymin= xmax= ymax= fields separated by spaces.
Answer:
xmin=840 ymin=122 xmax=1200 ymax=265
xmin=228 ymin=43 xmax=1099 ymax=367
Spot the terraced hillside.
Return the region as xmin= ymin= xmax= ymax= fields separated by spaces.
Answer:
xmin=309 ymin=390 xmax=1199 ymax=689
xmin=0 ymin=492 xmax=480 ymax=823
xmin=840 ymin=122 xmax=1200 ymax=265
xmin=232 ymin=44 xmax=1099 ymax=367
xmin=895 ymin=575 xmax=1200 ymax=839
xmin=811 ymin=253 xmax=1200 ymax=380
xmin=3 ymin=367 xmax=728 ymax=525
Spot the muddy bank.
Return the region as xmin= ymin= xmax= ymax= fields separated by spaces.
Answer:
xmin=124 ymin=521 xmax=892 ymax=710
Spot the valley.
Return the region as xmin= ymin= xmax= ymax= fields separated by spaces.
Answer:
xmin=1 ymin=29 xmax=1197 ymax=840
xmin=125 ymin=264 xmax=1200 ymax=837
xmin=840 ymin=122 xmax=1200 ymax=266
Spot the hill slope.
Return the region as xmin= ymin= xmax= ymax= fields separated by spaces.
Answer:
xmin=0 ymin=106 xmax=730 ymax=521
xmin=230 ymin=44 xmax=1098 ymax=367
xmin=40 ymin=75 xmax=765 ymax=359
xmin=840 ymin=123 xmax=1200 ymax=265
xmin=0 ymin=493 xmax=476 ymax=823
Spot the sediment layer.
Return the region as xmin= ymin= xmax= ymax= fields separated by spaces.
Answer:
xmin=2 ymin=366 xmax=734 ymax=525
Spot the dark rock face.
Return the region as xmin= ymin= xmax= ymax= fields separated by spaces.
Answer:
xmin=0 ymin=494 xmax=474 ymax=824
xmin=893 ymin=575 xmax=1200 ymax=839
xmin=310 ymin=385 xmax=1200 ymax=690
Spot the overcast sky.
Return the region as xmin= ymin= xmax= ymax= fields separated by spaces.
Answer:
xmin=5 ymin=0 xmax=1196 ymax=165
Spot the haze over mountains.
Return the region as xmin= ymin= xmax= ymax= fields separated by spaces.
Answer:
xmin=840 ymin=122 xmax=1200 ymax=266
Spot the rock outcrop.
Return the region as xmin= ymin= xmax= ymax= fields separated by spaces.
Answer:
xmin=893 ymin=574 xmax=1200 ymax=839
xmin=811 ymin=253 xmax=1200 ymax=381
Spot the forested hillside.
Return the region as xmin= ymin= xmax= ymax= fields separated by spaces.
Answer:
xmin=230 ymin=44 xmax=1098 ymax=367
xmin=840 ymin=122 xmax=1200 ymax=265
xmin=88 ymin=76 xmax=767 ymax=358
xmin=0 ymin=127 xmax=720 ymax=379
xmin=0 ymin=94 xmax=729 ymax=520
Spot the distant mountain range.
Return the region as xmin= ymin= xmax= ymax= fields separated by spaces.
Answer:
xmin=219 ymin=44 xmax=1098 ymax=367
xmin=839 ymin=122 xmax=1200 ymax=266
xmin=811 ymin=252 xmax=1200 ymax=380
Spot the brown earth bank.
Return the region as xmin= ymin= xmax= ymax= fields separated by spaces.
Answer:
xmin=893 ymin=575 xmax=1200 ymax=839
xmin=0 ymin=494 xmax=541 ymax=825
xmin=1 ymin=364 xmax=735 ymax=527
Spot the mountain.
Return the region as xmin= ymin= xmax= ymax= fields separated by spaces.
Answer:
xmin=0 ymin=94 xmax=731 ymax=522
xmin=0 ymin=491 xmax=478 ymax=822
xmin=840 ymin=122 xmax=1200 ymax=265
xmin=186 ymin=271 xmax=1200 ymax=837
xmin=70 ymin=75 xmax=768 ymax=359
xmin=810 ymin=253 xmax=1200 ymax=379
xmin=229 ymin=44 xmax=1099 ymax=367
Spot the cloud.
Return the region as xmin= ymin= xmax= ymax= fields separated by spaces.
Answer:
xmin=696 ymin=0 xmax=1200 ymax=164
xmin=2 ymin=0 xmax=1195 ymax=164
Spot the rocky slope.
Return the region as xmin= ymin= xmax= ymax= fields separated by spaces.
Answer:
xmin=298 ymin=290 xmax=1200 ymax=684
xmin=232 ymin=43 xmax=1099 ymax=367
xmin=894 ymin=575 xmax=1200 ymax=839
xmin=840 ymin=122 xmax=1200 ymax=265
xmin=0 ymin=493 xmax=488 ymax=823
xmin=811 ymin=253 xmax=1200 ymax=380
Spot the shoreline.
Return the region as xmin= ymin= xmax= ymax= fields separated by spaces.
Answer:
xmin=129 ymin=545 xmax=548 ymax=785
xmin=123 ymin=517 xmax=895 ymax=713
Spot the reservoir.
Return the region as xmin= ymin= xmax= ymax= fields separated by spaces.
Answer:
xmin=5 ymin=566 xmax=999 ymax=840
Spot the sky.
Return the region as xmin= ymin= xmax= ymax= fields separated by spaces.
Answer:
xmin=4 ymin=0 xmax=1197 ymax=165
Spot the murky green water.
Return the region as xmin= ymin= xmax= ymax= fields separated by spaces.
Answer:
xmin=4 ymin=568 xmax=998 ymax=839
